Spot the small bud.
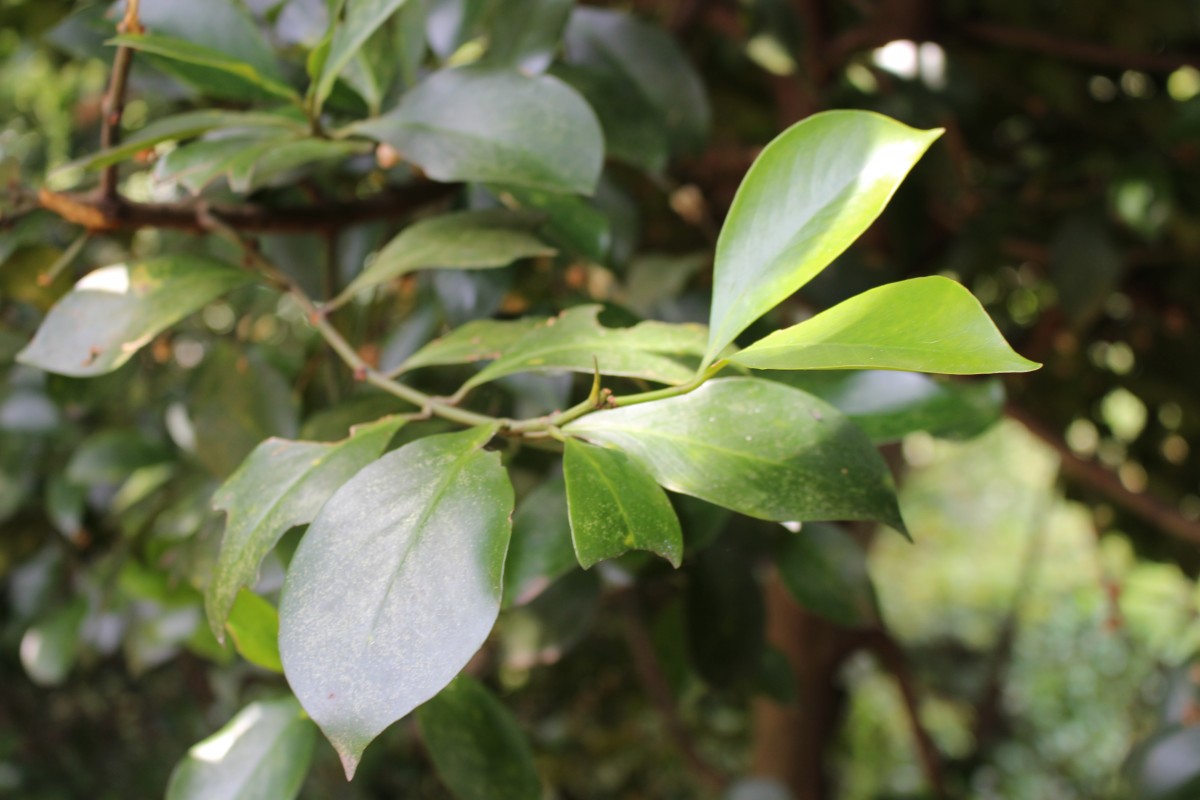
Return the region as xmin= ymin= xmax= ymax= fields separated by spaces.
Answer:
xmin=376 ymin=143 xmax=401 ymax=170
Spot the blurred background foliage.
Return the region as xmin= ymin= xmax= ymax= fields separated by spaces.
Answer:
xmin=3 ymin=0 xmax=1200 ymax=798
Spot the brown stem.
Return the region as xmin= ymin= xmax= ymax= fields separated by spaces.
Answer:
xmin=1007 ymin=404 xmax=1200 ymax=546
xmin=34 ymin=181 xmax=455 ymax=235
xmin=867 ymin=630 xmax=949 ymax=800
xmin=98 ymin=0 xmax=143 ymax=202
xmin=616 ymin=590 xmax=728 ymax=793
xmin=961 ymin=20 xmax=1200 ymax=73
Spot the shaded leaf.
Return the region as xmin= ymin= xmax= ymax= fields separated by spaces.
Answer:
xmin=499 ymin=569 xmax=600 ymax=668
xmin=165 ymin=696 xmax=316 ymax=800
xmin=109 ymin=33 xmax=301 ymax=102
xmin=312 ymin=0 xmax=411 ymax=113
xmin=140 ymin=0 xmax=285 ymax=81
xmin=207 ymin=415 xmax=405 ymax=635
xmin=563 ymin=438 xmax=683 ymax=569
xmin=566 ymin=377 xmax=905 ymax=533
xmin=491 ymin=185 xmax=612 ymax=264
xmin=686 ymin=545 xmax=764 ymax=687
xmin=564 ymin=7 xmax=709 ymax=155
xmin=1050 ymin=214 xmax=1124 ymax=328
xmin=704 ymin=111 xmax=941 ymax=365
xmin=730 ymin=277 xmax=1038 ymax=374
xmin=776 ymin=523 xmax=877 ymax=627
xmin=355 ymin=67 xmax=603 ymax=194
xmin=481 ymin=0 xmax=572 ymax=74
xmin=225 ymin=590 xmax=283 ymax=673
xmin=502 ymin=475 xmax=576 ymax=609
xmin=552 ymin=63 xmax=669 ymax=173
xmin=334 ymin=210 xmax=554 ymax=307
xmin=17 ymin=256 xmax=255 ymax=377
xmin=416 ymin=675 xmax=541 ymax=800
xmin=770 ymin=370 xmax=1005 ymax=444
xmin=461 ymin=305 xmax=707 ymax=394
xmin=19 ymin=599 xmax=87 ymax=687
xmin=279 ymin=425 xmax=513 ymax=778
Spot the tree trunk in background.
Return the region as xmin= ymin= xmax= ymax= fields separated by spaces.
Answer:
xmin=752 ymin=571 xmax=860 ymax=800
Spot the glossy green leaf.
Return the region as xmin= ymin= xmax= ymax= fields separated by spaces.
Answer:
xmin=770 ymin=370 xmax=1004 ymax=444
xmin=109 ymin=34 xmax=301 ymax=102
xmin=165 ymin=696 xmax=316 ymax=800
xmin=416 ymin=675 xmax=541 ymax=800
xmin=57 ymin=110 xmax=305 ymax=174
xmin=225 ymin=590 xmax=283 ymax=673
xmin=704 ymin=111 xmax=942 ymax=365
xmin=208 ymin=417 xmax=403 ymax=632
xmin=502 ymin=475 xmax=576 ymax=609
xmin=17 ymin=256 xmax=255 ymax=377
xmin=399 ymin=317 xmax=547 ymax=375
xmin=566 ymin=378 xmax=905 ymax=533
xmin=461 ymin=305 xmax=707 ymax=393
xmin=208 ymin=416 xmax=404 ymax=635
xmin=19 ymin=599 xmax=87 ymax=687
xmin=481 ymin=0 xmax=572 ymax=74
xmin=730 ymin=277 xmax=1039 ymax=374
xmin=563 ymin=438 xmax=683 ymax=569
xmin=333 ymin=210 xmax=554 ymax=307
xmin=279 ymin=425 xmax=513 ymax=778
xmin=564 ymin=7 xmax=709 ymax=155
xmin=312 ymin=0 xmax=410 ymax=113
xmin=355 ymin=67 xmax=603 ymax=194
xmin=776 ymin=523 xmax=877 ymax=627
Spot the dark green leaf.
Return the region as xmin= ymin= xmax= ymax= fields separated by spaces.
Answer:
xmin=1050 ymin=214 xmax=1124 ymax=328
xmin=355 ymin=67 xmax=603 ymax=194
xmin=502 ymin=475 xmax=576 ymax=609
xmin=730 ymin=277 xmax=1039 ymax=374
xmin=225 ymin=590 xmax=283 ymax=673
xmin=491 ymin=185 xmax=612 ymax=263
xmin=769 ymin=370 xmax=1005 ymax=444
xmin=686 ymin=545 xmax=764 ymax=687
xmin=704 ymin=111 xmax=941 ymax=366
xmin=563 ymin=438 xmax=683 ymax=569
xmin=481 ymin=0 xmax=572 ymax=74
xmin=312 ymin=0 xmax=411 ymax=113
xmin=333 ymin=210 xmax=554 ymax=307
xmin=140 ymin=0 xmax=285 ymax=81
xmin=566 ymin=377 xmax=906 ymax=533
xmin=165 ymin=696 xmax=316 ymax=800
xmin=564 ymin=7 xmax=709 ymax=155
xmin=461 ymin=305 xmax=707 ymax=394
xmin=19 ymin=599 xmax=87 ymax=687
xmin=17 ymin=256 xmax=255 ymax=377
xmin=279 ymin=425 xmax=513 ymax=778
xmin=499 ymin=569 xmax=600 ymax=668
xmin=416 ymin=675 xmax=541 ymax=800
xmin=551 ymin=63 xmax=669 ymax=174
xmin=109 ymin=34 xmax=301 ymax=102
xmin=776 ymin=523 xmax=877 ymax=627
xmin=207 ymin=414 xmax=403 ymax=636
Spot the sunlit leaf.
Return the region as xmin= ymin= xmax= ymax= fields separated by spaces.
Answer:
xmin=566 ymin=378 xmax=905 ymax=533
xmin=279 ymin=425 xmax=513 ymax=778
xmin=730 ymin=277 xmax=1039 ymax=374
xmin=17 ymin=256 xmax=255 ymax=377
xmin=224 ymin=590 xmax=283 ymax=673
xmin=704 ymin=111 xmax=941 ymax=365
xmin=416 ymin=675 xmax=541 ymax=800
xmin=165 ymin=696 xmax=316 ymax=800
xmin=563 ymin=438 xmax=683 ymax=568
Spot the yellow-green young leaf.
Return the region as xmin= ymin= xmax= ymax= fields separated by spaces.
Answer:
xmin=730 ymin=277 xmax=1040 ymax=374
xmin=704 ymin=111 xmax=942 ymax=366
xmin=108 ymin=34 xmax=301 ymax=102
xmin=563 ymin=438 xmax=683 ymax=569
xmin=502 ymin=475 xmax=575 ymax=609
xmin=333 ymin=210 xmax=555 ymax=307
xmin=224 ymin=590 xmax=283 ymax=673
xmin=399 ymin=317 xmax=548 ymax=375
xmin=461 ymin=305 xmax=707 ymax=393
xmin=355 ymin=67 xmax=604 ymax=195
xmin=278 ymin=426 xmax=513 ymax=779
xmin=207 ymin=416 xmax=405 ymax=637
xmin=776 ymin=523 xmax=878 ymax=628
xmin=312 ymin=0 xmax=410 ymax=113
xmin=417 ymin=675 xmax=541 ymax=800
xmin=55 ymin=109 xmax=306 ymax=175
xmin=565 ymin=378 xmax=905 ymax=534
xmin=17 ymin=256 xmax=255 ymax=377
xmin=166 ymin=696 xmax=316 ymax=800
